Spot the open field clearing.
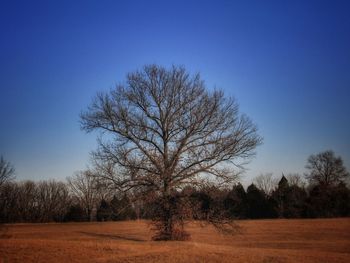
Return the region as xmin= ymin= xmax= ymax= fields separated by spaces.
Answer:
xmin=1 ymin=218 xmax=349 ymax=263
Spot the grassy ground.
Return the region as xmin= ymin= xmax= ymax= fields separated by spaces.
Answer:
xmin=0 ymin=218 xmax=349 ymax=262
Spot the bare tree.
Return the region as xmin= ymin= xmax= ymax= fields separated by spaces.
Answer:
xmin=305 ymin=150 xmax=349 ymax=186
xmin=286 ymin=173 xmax=305 ymax=188
xmin=0 ymin=156 xmax=15 ymax=187
xmin=0 ymin=182 xmax=18 ymax=223
xmin=16 ymin=181 xmax=38 ymax=222
xmin=36 ymin=180 xmax=70 ymax=222
xmin=253 ymin=173 xmax=277 ymax=195
xmin=81 ymin=65 xmax=262 ymax=240
xmin=67 ymin=170 xmax=99 ymax=221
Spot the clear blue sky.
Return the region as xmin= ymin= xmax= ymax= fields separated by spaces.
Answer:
xmin=1 ymin=0 xmax=349 ymax=184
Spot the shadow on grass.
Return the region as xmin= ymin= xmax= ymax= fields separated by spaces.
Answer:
xmin=78 ymin=231 xmax=145 ymax=242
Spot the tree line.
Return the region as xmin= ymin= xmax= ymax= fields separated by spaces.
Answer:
xmin=1 ymin=150 xmax=349 ymax=223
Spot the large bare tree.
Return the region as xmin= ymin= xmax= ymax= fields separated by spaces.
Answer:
xmin=81 ymin=65 xmax=262 ymax=240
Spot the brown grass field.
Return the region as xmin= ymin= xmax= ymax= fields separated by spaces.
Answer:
xmin=1 ymin=218 xmax=349 ymax=263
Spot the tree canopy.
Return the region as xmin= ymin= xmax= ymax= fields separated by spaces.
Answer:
xmin=305 ymin=150 xmax=349 ymax=186
xmin=80 ymin=64 xmax=262 ymax=240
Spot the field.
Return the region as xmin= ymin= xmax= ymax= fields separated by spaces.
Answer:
xmin=1 ymin=218 xmax=349 ymax=263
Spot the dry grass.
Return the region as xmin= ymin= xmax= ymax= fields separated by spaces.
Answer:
xmin=1 ymin=218 xmax=349 ymax=262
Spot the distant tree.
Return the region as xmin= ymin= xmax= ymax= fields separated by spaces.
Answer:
xmin=36 ymin=180 xmax=70 ymax=222
xmin=0 ymin=182 xmax=19 ymax=223
xmin=284 ymin=184 xmax=307 ymax=218
xmin=332 ymin=183 xmax=350 ymax=217
xmin=305 ymin=184 xmax=332 ymax=218
xmin=253 ymin=173 xmax=277 ymax=196
xmin=65 ymin=204 xmax=86 ymax=222
xmin=67 ymin=170 xmax=99 ymax=221
xmin=272 ymin=175 xmax=289 ymax=218
xmin=272 ymin=175 xmax=307 ymax=218
xmin=1 ymin=180 xmax=72 ymax=223
xmin=0 ymin=181 xmax=42 ymax=223
xmin=96 ymin=199 xmax=112 ymax=221
xmin=286 ymin=173 xmax=305 ymax=188
xmin=187 ymin=186 xmax=237 ymax=234
xmin=305 ymin=182 xmax=350 ymax=218
xmin=278 ymin=175 xmax=289 ymax=189
xmin=94 ymin=180 xmax=114 ymax=203
xmin=246 ymin=184 xmax=276 ymax=219
xmin=305 ymin=150 xmax=349 ymax=186
xmin=81 ymin=64 xmax=262 ymax=240
xmin=0 ymin=156 xmax=15 ymax=187
xmin=16 ymin=181 xmax=39 ymax=222
xmin=224 ymin=183 xmax=247 ymax=218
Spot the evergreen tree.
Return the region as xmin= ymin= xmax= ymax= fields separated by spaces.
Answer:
xmin=246 ymin=184 xmax=276 ymax=218
xmin=96 ymin=199 xmax=112 ymax=221
xmin=65 ymin=204 xmax=86 ymax=222
xmin=224 ymin=183 xmax=247 ymax=219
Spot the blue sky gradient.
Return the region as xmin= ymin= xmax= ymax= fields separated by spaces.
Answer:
xmin=1 ymin=0 xmax=349 ymax=184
